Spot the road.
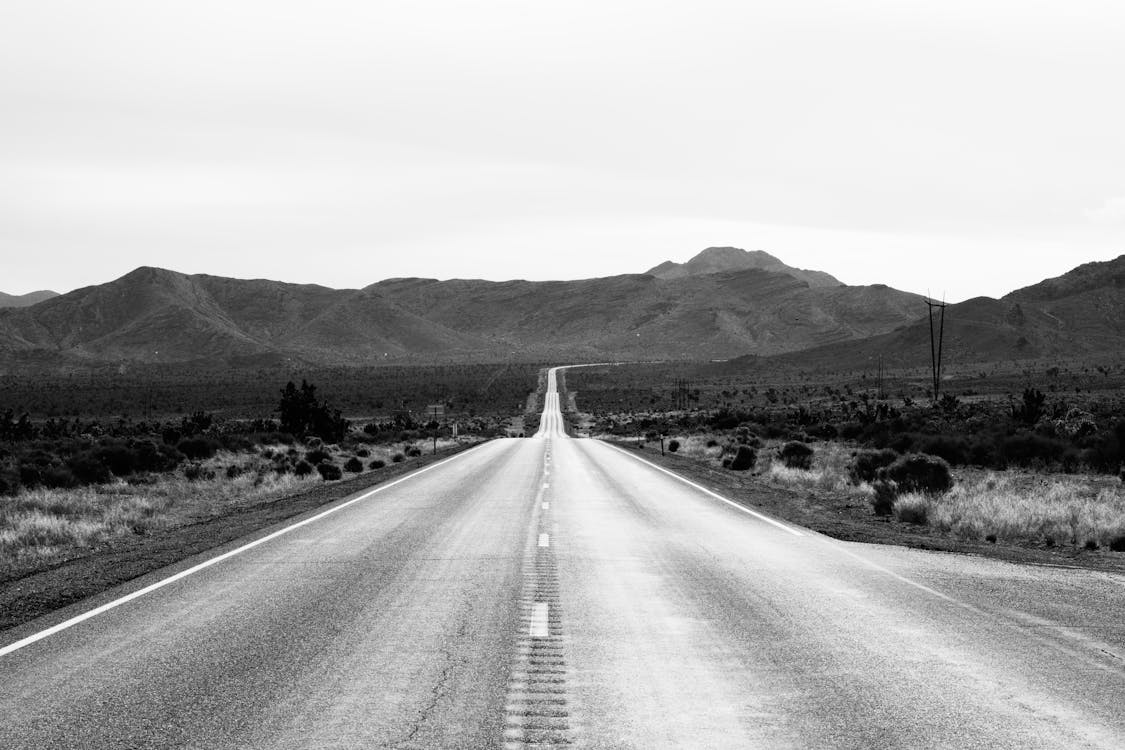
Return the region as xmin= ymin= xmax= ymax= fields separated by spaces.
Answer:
xmin=2 ymin=366 xmax=1124 ymax=748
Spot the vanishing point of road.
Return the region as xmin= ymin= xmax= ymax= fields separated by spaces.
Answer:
xmin=2 ymin=367 xmax=1124 ymax=748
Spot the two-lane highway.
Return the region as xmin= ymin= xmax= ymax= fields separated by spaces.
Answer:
xmin=2 ymin=366 xmax=1124 ymax=748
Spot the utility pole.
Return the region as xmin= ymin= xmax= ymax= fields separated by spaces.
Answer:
xmin=925 ymin=297 xmax=948 ymax=403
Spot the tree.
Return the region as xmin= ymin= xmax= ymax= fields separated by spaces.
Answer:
xmin=278 ymin=380 xmax=349 ymax=442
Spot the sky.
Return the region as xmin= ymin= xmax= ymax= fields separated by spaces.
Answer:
xmin=2 ymin=0 xmax=1124 ymax=301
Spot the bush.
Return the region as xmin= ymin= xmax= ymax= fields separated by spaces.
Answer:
xmin=317 ymin=462 xmax=342 ymax=481
xmin=369 ymin=459 xmax=386 ymax=470
xmin=391 ymin=453 xmax=405 ymax=463
xmin=68 ymin=451 xmax=114 ymax=485
xmin=406 ymin=446 xmax=423 ymax=458
xmin=849 ymin=449 xmax=899 ymax=484
xmin=225 ymin=464 xmax=243 ymax=479
xmin=870 ymin=480 xmax=897 ymax=516
xmin=668 ymin=439 xmax=680 ymax=453
xmin=305 ymin=449 xmax=331 ymax=465
xmin=1109 ymin=535 xmax=1125 ymax=552
xmin=894 ymin=494 xmax=929 ymax=525
xmin=0 ymin=463 xmax=20 ymax=496
xmin=729 ymin=445 xmax=756 ymax=471
xmin=41 ymin=465 xmax=80 ymax=489
xmin=293 ymin=459 xmax=314 ymax=477
xmin=177 ymin=436 xmax=222 ymax=461
xmin=881 ymin=454 xmax=952 ymax=495
xmin=356 ymin=448 xmax=371 ymax=458
xmin=779 ymin=441 xmax=813 ymax=470
xmin=343 ymin=457 xmax=364 ymax=473
xmin=93 ymin=441 xmax=139 ymax=476
xmin=183 ymin=462 xmax=216 ymax=481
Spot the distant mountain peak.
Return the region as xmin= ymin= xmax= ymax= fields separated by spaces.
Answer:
xmin=645 ymin=247 xmax=842 ymax=288
xmin=0 ymin=289 xmax=60 ymax=308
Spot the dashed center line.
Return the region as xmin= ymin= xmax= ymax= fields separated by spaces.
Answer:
xmin=542 ymin=502 xmax=549 ymax=510
xmin=530 ymin=602 xmax=550 ymax=638
xmin=538 ymin=533 xmax=550 ymax=548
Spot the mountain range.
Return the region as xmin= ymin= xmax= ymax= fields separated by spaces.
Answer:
xmin=0 ymin=290 xmax=58 ymax=308
xmin=766 ymin=255 xmax=1125 ymax=370
xmin=0 ymin=248 xmax=1121 ymax=370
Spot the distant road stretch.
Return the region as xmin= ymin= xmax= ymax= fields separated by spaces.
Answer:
xmin=2 ymin=367 xmax=1124 ymax=748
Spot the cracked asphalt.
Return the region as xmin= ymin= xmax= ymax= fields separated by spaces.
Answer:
xmin=1 ymin=367 xmax=1124 ymax=748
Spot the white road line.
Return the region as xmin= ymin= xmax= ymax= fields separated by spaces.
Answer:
xmin=542 ymin=502 xmax=550 ymax=510
xmin=0 ymin=441 xmax=495 ymax=659
xmin=538 ymin=533 xmax=550 ymax=548
xmin=530 ymin=602 xmax=550 ymax=637
xmin=602 ymin=442 xmax=804 ymax=537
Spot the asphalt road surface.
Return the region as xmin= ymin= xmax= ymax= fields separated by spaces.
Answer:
xmin=2 ymin=367 xmax=1124 ymax=748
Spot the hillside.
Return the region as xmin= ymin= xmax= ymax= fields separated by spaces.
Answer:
xmin=0 ymin=262 xmax=921 ymax=369
xmin=0 ymin=290 xmax=58 ymax=308
xmin=645 ymin=247 xmax=842 ymax=288
xmin=762 ymin=255 xmax=1125 ymax=371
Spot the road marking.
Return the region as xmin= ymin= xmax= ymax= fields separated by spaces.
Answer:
xmin=542 ymin=502 xmax=549 ymax=510
xmin=530 ymin=602 xmax=549 ymax=637
xmin=538 ymin=533 xmax=550 ymax=547
xmin=602 ymin=442 xmax=804 ymax=537
xmin=542 ymin=483 xmax=549 ymax=489
xmin=0 ymin=441 xmax=496 ymax=659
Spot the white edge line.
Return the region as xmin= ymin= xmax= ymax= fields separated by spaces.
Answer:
xmin=601 ymin=441 xmax=804 ymax=537
xmin=0 ymin=440 xmax=495 ymax=659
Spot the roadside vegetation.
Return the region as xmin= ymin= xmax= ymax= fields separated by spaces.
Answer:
xmin=567 ymin=359 xmax=1125 ymax=557
xmin=0 ymin=365 xmax=538 ymax=571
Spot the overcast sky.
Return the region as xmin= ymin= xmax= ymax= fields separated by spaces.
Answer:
xmin=3 ymin=0 xmax=1124 ymax=301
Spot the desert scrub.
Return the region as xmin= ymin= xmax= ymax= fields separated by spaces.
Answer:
xmin=892 ymin=472 xmax=1125 ymax=547
xmin=766 ymin=440 xmax=874 ymax=500
xmin=0 ymin=460 xmax=316 ymax=567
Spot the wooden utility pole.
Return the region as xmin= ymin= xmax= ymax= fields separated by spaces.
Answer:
xmin=925 ymin=297 xmax=948 ymax=402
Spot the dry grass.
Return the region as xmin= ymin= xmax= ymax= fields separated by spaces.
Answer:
xmin=763 ymin=441 xmax=874 ymax=501
xmin=894 ymin=472 xmax=1125 ymax=547
xmin=0 ymin=437 xmax=479 ymax=567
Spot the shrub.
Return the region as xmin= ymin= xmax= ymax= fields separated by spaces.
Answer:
xmin=392 ymin=453 xmax=405 ymax=463
xmin=305 ymin=449 xmax=331 ymax=465
xmin=41 ymin=465 xmax=80 ymax=489
xmin=293 ymin=460 xmax=314 ymax=477
xmin=225 ymin=464 xmax=243 ymax=479
xmin=849 ymin=449 xmax=898 ymax=484
xmin=870 ymin=480 xmax=897 ymax=517
xmin=668 ymin=439 xmax=680 ymax=453
xmin=729 ymin=445 xmax=756 ymax=471
xmin=356 ymin=448 xmax=371 ymax=458
xmin=779 ymin=441 xmax=814 ymax=470
xmin=1084 ymin=539 xmax=1099 ymax=551
xmin=369 ymin=459 xmax=386 ymax=470
xmin=406 ymin=446 xmax=423 ymax=458
xmin=0 ymin=462 xmax=20 ymax=496
xmin=1109 ymin=535 xmax=1125 ymax=552
xmin=131 ymin=440 xmax=183 ymax=472
xmin=706 ymin=439 xmax=719 ymax=448
xmin=881 ymin=453 xmax=952 ymax=495
xmin=183 ymin=462 xmax=216 ymax=481
xmin=93 ymin=441 xmax=139 ymax=476
xmin=177 ymin=436 xmax=222 ymax=461
xmin=68 ymin=452 xmax=113 ymax=485
xmin=317 ymin=462 xmax=342 ymax=481
xmin=343 ymin=457 xmax=363 ymax=473
xmin=893 ymin=494 xmax=929 ymax=525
